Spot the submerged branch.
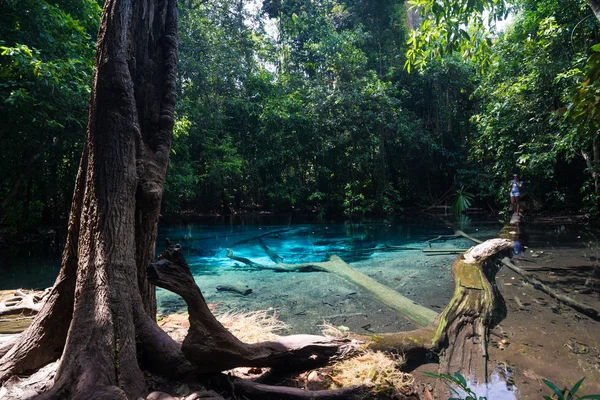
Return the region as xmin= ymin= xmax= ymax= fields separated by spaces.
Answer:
xmin=227 ymin=248 xmax=438 ymax=327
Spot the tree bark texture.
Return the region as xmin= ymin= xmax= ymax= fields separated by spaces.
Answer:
xmin=590 ymin=0 xmax=600 ymax=22
xmin=0 ymin=0 xmax=181 ymax=398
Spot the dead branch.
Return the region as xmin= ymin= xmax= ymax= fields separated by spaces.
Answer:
xmin=230 ymin=376 xmax=368 ymax=400
xmin=501 ymin=257 xmax=600 ymax=321
xmin=229 ymin=228 xmax=294 ymax=247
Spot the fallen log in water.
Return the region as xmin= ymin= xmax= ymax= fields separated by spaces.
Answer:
xmin=226 ymin=249 xmax=438 ymax=328
xmin=216 ymin=284 xmax=253 ymax=296
xmin=229 ymin=228 xmax=294 ymax=247
xmin=453 ymin=229 xmax=483 ymax=244
xmin=422 ymin=249 xmax=470 ymax=253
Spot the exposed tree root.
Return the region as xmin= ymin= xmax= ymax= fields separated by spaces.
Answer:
xmin=231 ymin=377 xmax=367 ymax=400
xmin=148 ymin=244 xmax=357 ymax=372
xmin=501 ymin=257 xmax=600 ymax=321
xmin=0 ymin=288 xmax=51 ymax=317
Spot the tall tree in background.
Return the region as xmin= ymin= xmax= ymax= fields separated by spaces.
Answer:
xmin=0 ymin=0 xmax=184 ymax=397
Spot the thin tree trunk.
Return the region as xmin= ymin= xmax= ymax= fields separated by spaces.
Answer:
xmin=590 ymin=0 xmax=600 ymax=21
xmin=594 ymin=137 xmax=599 ymax=196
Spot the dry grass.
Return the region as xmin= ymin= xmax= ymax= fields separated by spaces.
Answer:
xmin=215 ymin=308 xmax=287 ymax=343
xmin=319 ymin=322 xmax=415 ymax=396
xmin=329 ymin=350 xmax=414 ymax=396
xmin=319 ymin=322 xmax=349 ymax=339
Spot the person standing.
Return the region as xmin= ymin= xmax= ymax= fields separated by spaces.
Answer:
xmin=509 ymin=174 xmax=523 ymax=215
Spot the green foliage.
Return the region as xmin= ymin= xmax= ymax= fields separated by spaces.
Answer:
xmin=405 ymin=0 xmax=510 ymax=72
xmin=469 ymin=0 xmax=597 ymax=210
xmin=423 ymin=371 xmax=487 ymax=400
xmin=568 ymin=43 xmax=600 ymax=134
xmin=542 ymin=377 xmax=600 ymax=400
xmin=451 ymin=187 xmax=474 ymax=215
xmin=0 ymin=0 xmax=100 ymax=229
xmin=6 ymin=0 xmax=600 ymax=225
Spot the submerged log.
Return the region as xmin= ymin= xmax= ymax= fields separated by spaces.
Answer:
xmin=226 ymin=249 xmax=438 ymax=327
xmin=453 ymin=229 xmax=483 ymax=244
xmin=365 ymin=239 xmax=512 ymax=384
xmin=148 ymin=244 xmax=356 ymax=372
xmin=229 ymin=228 xmax=294 ymax=247
xmin=216 ymin=284 xmax=253 ymax=296
xmin=422 ymin=249 xmax=470 ymax=253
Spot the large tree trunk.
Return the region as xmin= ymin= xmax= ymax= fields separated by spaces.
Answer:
xmin=0 ymin=0 xmax=183 ymax=398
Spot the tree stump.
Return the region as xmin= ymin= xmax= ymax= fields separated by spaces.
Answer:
xmin=365 ymin=238 xmax=512 ymax=384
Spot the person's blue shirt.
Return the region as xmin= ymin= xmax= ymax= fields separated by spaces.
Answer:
xmin=510 ymin=180 xmax=522 ymax=196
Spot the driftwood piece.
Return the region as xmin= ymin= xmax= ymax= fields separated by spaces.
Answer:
xmin=453 ymin=229 xmax=483 ymax=244
xmin=226 ymin=249 xmax=438 ymax=327
xmin=0 ymin=288 xmax=51 ymax=317
xmin=501 ymin=257 xmax=600 ymax=321
xmin=365 ymin=239 xmax=513 ymax=385
xmin=147 ymin=244 xmax=356 ymax=372
xmin=216 ymin=285 xmax=253 ymax=296
xmin=258 ymin=238 xmax=284 ymax=264
xmin=422 ymin=249 xmax=470 ymax=253
xmin=381 ymin=245 xmax=425 ymax=251
xmin=425 ymin=234 xmax=460 ymax=246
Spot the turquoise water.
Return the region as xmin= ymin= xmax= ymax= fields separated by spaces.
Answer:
xmin=4 ymin=216 xmax=597 ymax=331
xmin=156 ymin=216 xmax=497 ymax=266
xmin=4 ymin=215 xmax=597 ymax=293
xmin=153 ymin=216 xmax=508 ymax=331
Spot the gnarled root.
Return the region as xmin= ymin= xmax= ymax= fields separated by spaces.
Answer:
xmin=230 ymin=376 xmax=367 ymax=400
xmin=148 ymin=244 xmax=356 ymax=372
